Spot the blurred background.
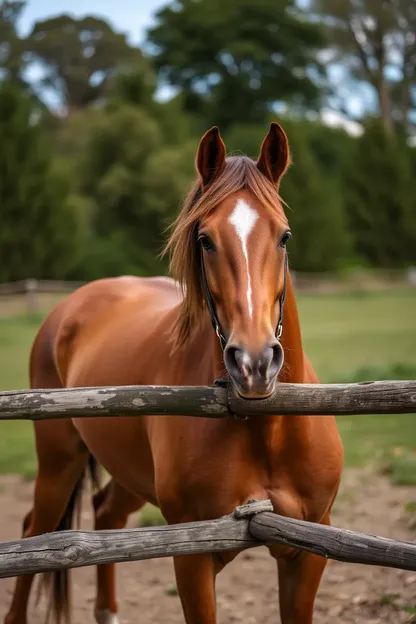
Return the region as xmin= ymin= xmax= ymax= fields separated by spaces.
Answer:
xmin=0 ymin=1 xmax=415 ymax=621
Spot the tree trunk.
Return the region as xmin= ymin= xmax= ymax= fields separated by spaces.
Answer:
xmin=377 ymin=78 xmax=394 ymax=135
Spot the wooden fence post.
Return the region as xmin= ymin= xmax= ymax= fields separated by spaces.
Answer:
xmin=25 ymin=279 xmax=38 ymax=315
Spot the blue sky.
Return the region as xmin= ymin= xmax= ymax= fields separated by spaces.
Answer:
xmin=19 ymin=0 xmax=166 ymax=43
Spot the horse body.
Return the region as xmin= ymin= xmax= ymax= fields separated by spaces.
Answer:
xmin=5 ymin=123 xmax=343 ymax=624
xmin=55 ymin=273 xmax=340 ymax=529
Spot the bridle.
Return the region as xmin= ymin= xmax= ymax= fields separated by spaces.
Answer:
xmin=198 ymin=239 xmax=289 ymax=352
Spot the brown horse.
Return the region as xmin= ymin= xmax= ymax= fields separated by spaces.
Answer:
xmin=5 ymin=123 xmax=343 ymax=624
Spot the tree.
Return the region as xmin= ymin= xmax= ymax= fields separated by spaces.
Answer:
xmin=310 ymin=0 xmax=416 ymax=136
xmin=25 ymin=14 xmax=141 ymax=112
xmin=59 ymin=100 xmax=196 ymax=279
xmin=0 ymin=1 xmax=26 ymax=83
xmin=280 ymin=121 xmax=351 ymax=272
xmin=107 ymin=62 xmax=195 ymax=145
xmin=107 ymin=59 xmax=157 ymax=111
xmin=344 ymin=119 xmax=416 ymax=267
xmin=147 ymin=0 xmax=327 ymax=130
xmin=0 ymin=81 xmax=82 ymax=281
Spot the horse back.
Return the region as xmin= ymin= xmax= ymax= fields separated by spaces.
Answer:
xmin=34 ymin=276 xmax=181 ymax=387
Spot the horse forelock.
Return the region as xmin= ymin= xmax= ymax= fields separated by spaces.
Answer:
xmin=164 ymin=156 xmax=286 ymax=349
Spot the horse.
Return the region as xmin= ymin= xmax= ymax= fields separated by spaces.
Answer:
xmin=5 ymin=122 xmax=343 ymax=624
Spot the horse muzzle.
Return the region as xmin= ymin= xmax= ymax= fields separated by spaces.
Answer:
xmin=224 ymin=342 xmax=284 ymax=400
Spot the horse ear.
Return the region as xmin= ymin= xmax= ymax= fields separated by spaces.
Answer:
xmin=257 ymin=122 xmax=290 ymax=186
xmin=196 ymin=126 xmax=226 ymax=188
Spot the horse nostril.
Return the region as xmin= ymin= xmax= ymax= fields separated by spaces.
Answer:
xmin=269 ymin=342 xmax=284 ymax=378
xmin=258 ymin=346 xmax=273 ymax=376
xmin=224 ymin=346 xmax=252 ymax=380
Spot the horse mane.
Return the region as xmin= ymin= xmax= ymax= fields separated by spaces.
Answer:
xmin=164 ymin=155 xmax=286 ymax=349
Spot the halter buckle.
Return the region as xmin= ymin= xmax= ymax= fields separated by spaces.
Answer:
xmin=276 ymin=323 xmax=283 ymax=339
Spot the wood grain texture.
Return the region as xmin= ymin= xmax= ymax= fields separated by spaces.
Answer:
xmin=0 ymin=385 xmax=229 ymax=420
xmin=0 ymin=380 xmax=415 ymax=421
xmin=0 ymin=513 xmax=256 ymax=579
xmin=227 ymin=380 xmax=416 ymax=417
xmin=249 ymin=512 xmax=416 ymax=571
xmin=0 ymin=501 xmax=415 ymax=579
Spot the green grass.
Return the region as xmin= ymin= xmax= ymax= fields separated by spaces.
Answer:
xmin=137 ymin=503 xmax=166 ymax=527
xmin=297 ymin=289 xmax=416 ymax=484
xmin=0 ymin=314 xmax=45 ymax=478
xmin=0 ymin=289 xmax=415 ymax=483
xmin=298 ymin=289 xmax=415 ymax=382
xmin=0 ymin=314 xmax=43 ymax=390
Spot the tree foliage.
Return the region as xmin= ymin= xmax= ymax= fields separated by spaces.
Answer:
xmin=281 ymin=122 xmax=351 ymax=272
xmin=0 ymin=0 xmax=25 ymax=83
xmin=344 ymin=119 xmax=416 ymax=267
xmin=0 ymin=82 xmax=81 ymax=281
xmin=58 ymin=100 xmax=196 ymax=279
xmin=25 ymin=14 xmax=141 ymax=111
xmin=148 ymin=0 xmax=326 ymax=129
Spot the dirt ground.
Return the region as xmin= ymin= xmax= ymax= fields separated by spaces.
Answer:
xmin=0 ymin=468 xmax=415 ymax=624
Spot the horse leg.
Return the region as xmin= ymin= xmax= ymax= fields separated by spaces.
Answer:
xmin=173 ymin=554 xmax=220 ymax=624
xmin=92 ymin=479 xmax=145 ymax=624
xmin=274 ymin=513 xmax=330 ymax=624
xmin=4 ymin=421 xmax=89 ymax=624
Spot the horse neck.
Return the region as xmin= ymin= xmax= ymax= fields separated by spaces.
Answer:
xmin=277 ymin=272 xmax=305 ymax=384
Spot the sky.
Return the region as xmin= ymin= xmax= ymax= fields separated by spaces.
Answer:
xmin=19 ymin=0 xmax=166 ymax=44
xmin=19 ymin=0 xmax=363 ymax=135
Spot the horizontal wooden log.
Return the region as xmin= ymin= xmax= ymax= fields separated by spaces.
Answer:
xmin=250 ymin=512 xmax=416 ymax=572
xmin=0 ymin=502 xmax=272 ymax=579
xmin=0 ymin=380 xmax=415 ymax=421
xmin=0 ymin=278 xmax=84 ymax=296
xmin=0 ymin=500 xmax=415 ymax=579
xmin=228 ymin=379 xmax=416 ymax=418
xmin=0 ymin=385 xmax=229 ymax=420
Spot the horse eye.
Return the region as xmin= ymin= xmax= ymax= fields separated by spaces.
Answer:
xmin=198 ymin=234 xmax=216 ymax=252
xmin=279 ymin=231 xmax=292 ymax=248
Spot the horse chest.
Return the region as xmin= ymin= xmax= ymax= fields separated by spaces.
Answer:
xmin=158 ymin=417 xmax=340 ymax=526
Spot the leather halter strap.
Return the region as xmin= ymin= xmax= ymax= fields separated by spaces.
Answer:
xmin=199 ymin=241 xmax=289 ymax=351
xmin=199 ymin=244 xmax=228 ymax=350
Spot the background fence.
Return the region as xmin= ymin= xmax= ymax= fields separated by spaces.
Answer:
xmin=0 ymin=270 xmax=415 ymax=315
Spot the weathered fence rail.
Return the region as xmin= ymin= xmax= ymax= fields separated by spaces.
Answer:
xmin=0 ymin=499 xmax=415 ymax=579
xmin=1 ymin=270 xmax=414 ymax=314
xmin=0 ymin=380 xmax=415 ymax=421
xmin=0 ymin=278 xmax=85 ymax=296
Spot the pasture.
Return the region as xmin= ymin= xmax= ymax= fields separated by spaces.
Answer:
xmin=0 ymin=288 xmax=415 ymax=623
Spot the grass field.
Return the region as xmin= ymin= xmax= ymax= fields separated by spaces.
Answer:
xmin=0 ymin=289 xmax=415 ymax=482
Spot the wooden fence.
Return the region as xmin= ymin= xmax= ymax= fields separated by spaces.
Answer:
xmin=0 ymin=380 xmax=415 ymax=579
xmin=1 ymin=499 xmax=416 ymax=579
xmin=0 ymin=380 xmax=415 ymax=420
xmin=0 ymin=268 xmax=415 ymax=314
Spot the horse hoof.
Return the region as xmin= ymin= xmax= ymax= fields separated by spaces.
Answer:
xmin=94 ymin=609 xmax=120 ymax=624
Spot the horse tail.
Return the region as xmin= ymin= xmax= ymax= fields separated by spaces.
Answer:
xmin=42 ymin=455 xmax=101 ymax=624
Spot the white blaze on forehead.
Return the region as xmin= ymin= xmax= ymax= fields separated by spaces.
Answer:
xmin=228 ymin=198 xmax=259 ymax=318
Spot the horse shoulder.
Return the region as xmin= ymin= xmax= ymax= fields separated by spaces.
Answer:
xmin=52 ymin=276 xmax=180 ymax=385
xmin=49 ymin=278 xmax=139 ymax=383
